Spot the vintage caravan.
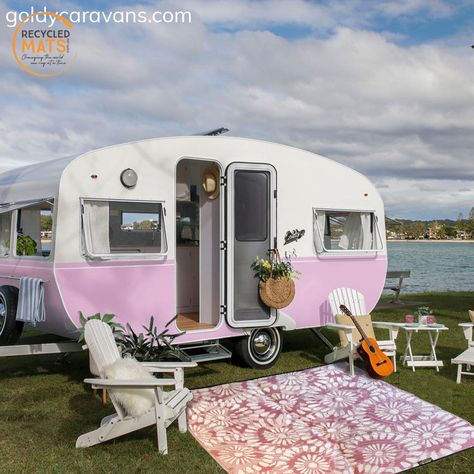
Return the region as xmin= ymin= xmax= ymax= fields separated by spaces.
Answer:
xmin=0 ymin=136 xmax=387 ymax=367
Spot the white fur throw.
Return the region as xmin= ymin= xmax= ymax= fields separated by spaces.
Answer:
xmin=103 ymin=358 xmax=156 ymax=417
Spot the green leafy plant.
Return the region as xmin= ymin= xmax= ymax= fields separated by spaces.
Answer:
xmin=77 ymin=312 xmax=124 ymax=343
xmin=78 ymin=313 xmax=187 ymax=361
xmin=120 ymin=315 xmax=188 ymax=361
xmin=11 ymin=235 xmax=37 ymax=256
xmin=414 ymin=306 xmax=433 ymax=317
xmin=251 ymin=252 xmax=300 ymax=282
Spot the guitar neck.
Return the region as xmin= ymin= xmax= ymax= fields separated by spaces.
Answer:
xmin=349 ymin=315 xmax=371 ymax=345
xmin=340 ymin=306 xmax=372 ymax=347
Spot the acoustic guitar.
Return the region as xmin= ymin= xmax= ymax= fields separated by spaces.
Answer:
xmin=339 ymin=304 xmax=394 ymax=378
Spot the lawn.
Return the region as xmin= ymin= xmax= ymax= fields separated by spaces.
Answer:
xmin=0 ymin=292 xmax=473 ymax=473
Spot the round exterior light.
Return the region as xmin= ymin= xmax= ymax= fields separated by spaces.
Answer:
xmin=120 ymin=168 xmax=138 ymax=188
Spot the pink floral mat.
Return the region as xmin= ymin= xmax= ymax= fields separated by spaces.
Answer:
xmin=188 ymin=363 xmax=474 ymax=473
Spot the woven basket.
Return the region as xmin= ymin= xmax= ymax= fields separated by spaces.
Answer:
xmin=259 ymin=277 xmax=295 ymax=309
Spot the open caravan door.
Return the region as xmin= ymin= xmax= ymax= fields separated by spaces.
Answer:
xmin=225 ymin=163 xmax=277 ymax=328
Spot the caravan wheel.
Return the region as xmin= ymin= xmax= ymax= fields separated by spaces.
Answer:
xmin=235 ymin=327 xmax=282 ymax=369
xmin=0 ymin=286 xmax=23 ymax=345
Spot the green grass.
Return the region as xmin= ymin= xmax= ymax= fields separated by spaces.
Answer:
xmin=0 ymin=292 xmax=473 ymax=473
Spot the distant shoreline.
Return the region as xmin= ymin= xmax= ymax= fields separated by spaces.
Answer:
xmin=387 ymin=239 xmax=474 ymax=243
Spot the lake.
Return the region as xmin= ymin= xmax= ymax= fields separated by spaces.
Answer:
xmin=386 ymin=241 xmax=474 ymax=294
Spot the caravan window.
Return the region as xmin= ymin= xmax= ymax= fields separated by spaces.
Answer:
xmin=235 ymin=171 xmax=269 ymax=241
xmin=82 ymin=200 xmax=167 ymax=257
xmin=313 ymin=209 xmax=382 ymax=253
xmin=14 ymin=201 xmax=54 ymax=258
xmin=0 ymin=212 xmax=12 ymax=257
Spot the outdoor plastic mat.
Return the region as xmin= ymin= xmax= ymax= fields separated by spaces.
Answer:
xmin=188 ymin=363 xmax=474 ymax=473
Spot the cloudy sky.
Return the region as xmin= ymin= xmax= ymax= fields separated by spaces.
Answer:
xmin=1 ymin=0 xmax=473 ymax=219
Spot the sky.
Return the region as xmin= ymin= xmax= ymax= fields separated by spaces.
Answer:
xmin=1 ymin=0 xmax=474 ymax=220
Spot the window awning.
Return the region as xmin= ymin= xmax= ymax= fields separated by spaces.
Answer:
xmin=0 ymin=198 xmax=53 ymax=214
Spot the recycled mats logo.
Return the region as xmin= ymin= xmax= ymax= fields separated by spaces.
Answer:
xmin=12 ymin=12 xmax=75 ymax=77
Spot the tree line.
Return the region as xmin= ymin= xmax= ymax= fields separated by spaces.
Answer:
xmin=387 ymin=207 xmax=474 ymax=240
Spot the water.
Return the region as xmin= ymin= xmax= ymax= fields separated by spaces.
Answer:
xmin=386 ymin=241 xmax=474 ymax=294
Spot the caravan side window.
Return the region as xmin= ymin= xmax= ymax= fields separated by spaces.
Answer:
xmin=313 ymin=209 xmax=381 ymax=253
xmin=15 ymin=201 xmax=54 ymax=258
xmin=82 ymin=200 xmax=167 ymax=257
xmin=0 ymin=212 xmax=12 ymax=257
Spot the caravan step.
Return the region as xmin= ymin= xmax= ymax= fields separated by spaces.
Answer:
xmin=179 ymin=341 xmax=232 ymax=363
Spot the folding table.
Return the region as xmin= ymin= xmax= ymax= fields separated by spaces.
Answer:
xmin=400 ymin=324 xmax=449 ymax=372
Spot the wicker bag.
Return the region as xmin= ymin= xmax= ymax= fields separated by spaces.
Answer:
xmin=258 ymin=250 xmax=296 ymax=309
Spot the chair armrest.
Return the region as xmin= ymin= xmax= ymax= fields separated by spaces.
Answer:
xmin=373 ymin=321 xmax=402 ymax=341
xmin=140 ymin=361 xmax=197 ymax=389
xmin=372 ymin=322 xmax=404 ymax=329
xmin=458 ymin=323 xmax=473 ymax=345
xmin=326 ymin=323 xmax=353 ymax=331
xmin=141 ymin=361 xmax=198 ymax=370
xmin=83 ymin=378 xmax=176 ymax=388
xmin=143 ymin=366 xmax=181 ymax=374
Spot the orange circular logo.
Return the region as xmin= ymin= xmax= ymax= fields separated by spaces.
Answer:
xmin=11 ymin=12 xmax=76 ymax=77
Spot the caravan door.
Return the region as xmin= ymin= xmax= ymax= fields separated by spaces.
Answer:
xmin=226 ymin=163 xmax=277 ymax=328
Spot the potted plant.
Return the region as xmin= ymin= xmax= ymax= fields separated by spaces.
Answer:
xmin=6 ymin=235 xmax=38 ymax=256
xmin=78 ymin=313 xmax=189 ymax=371
xmin=120 ymin=316 xmax=189 ymax=362
xmin=414 ymin=306 xmax=434 ymax=325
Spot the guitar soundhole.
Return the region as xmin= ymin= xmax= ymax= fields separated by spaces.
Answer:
xmin=370 ymin=346 xmax=376 ymax=353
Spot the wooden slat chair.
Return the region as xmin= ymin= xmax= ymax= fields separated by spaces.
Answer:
xmin=76 ymin=319 xmax=197 ymax=454
xmin=384 ymin=270 xmax=411 ymax=303
xmin=324 ymin=288 xmax=401 ymax=376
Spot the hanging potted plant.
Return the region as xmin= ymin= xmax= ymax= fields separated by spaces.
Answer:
xmin=251 ymin=250 xmax=300 ymax=309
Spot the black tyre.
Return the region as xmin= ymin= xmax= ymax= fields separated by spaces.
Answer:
xmin=235 ymin=327 xmax=282 ymax=369
xmin=0 ymin=286 xmax=23 ymax=345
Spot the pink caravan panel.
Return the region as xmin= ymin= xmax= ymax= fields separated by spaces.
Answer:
xmin=284 ymin=254 xmax=388 ymax=327
xmin=55 ymin=259 xmax=176 ymax=331
xmin=0 ymin=258 xmax=76 ymax=338
xmin=0 ymin=255 xmax=387 ymax=340
xmin=54 ymin=255 xmax=387 ymax=341
xmin=55 ymin=259 xmax=245 ymax=343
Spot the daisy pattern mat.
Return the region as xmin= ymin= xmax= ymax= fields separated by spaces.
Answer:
xmin=188 ymin=363 xmax=474 ymax=473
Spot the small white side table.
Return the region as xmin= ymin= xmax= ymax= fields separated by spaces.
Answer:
xmin=400 ymin=324 xmax=449 ymax=372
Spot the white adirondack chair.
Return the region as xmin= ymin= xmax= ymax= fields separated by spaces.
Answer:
xmin=325 ymin=288 xmax=401 ymax=376
xmin=76 ymin=319 xmax=197 ymax=454
xmin=459 ymin=322 xmax=474 ymax=348
xmin=451 ymin=319 xmax=474 ymax=383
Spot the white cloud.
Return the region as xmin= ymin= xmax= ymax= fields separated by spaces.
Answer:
xmin=0 ymin=0 xmax=472 ymax=218
xmin=378 ymin=177 xmax=474 ymax=219
xmin=159 ymin=0 xmax=456 ymax=29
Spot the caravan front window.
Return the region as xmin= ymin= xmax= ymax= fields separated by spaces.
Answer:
xmin=82 ymin=199 xmax=167 ymax=258
xmin=313 ymin=209 xmax=382 ymax=254
xmin=14 ymin=200 xmax=54 ymax=258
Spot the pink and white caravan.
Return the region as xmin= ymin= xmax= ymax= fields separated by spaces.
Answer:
xmin=0 ymin=136 xmax=387 ymax=367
